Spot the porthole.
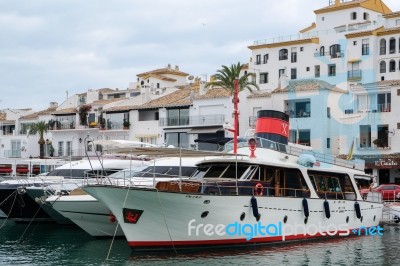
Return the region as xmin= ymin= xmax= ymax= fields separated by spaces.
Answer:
xmin=201 ymin=211 xmax=209 ymax=218
xmin=203 ymin=200 xmax=210 ymax=204
xmin=283 ymin=215 xmax=288 ymax=224
xmin=240 ymin=212 xmax=245 ymax=221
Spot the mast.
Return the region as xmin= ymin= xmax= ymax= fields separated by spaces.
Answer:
xmin=233 ymin=79 xmax=239 ymax=154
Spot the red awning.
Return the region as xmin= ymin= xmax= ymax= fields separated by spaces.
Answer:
xmin=0 ymin=169 xmax=13 ymax=173
xmin=16 ymin=169 xmax=29 ymax=173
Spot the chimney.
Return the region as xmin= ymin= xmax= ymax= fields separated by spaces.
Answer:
xmin=175 ymin=65 xmax=179 ymax=71
xmin=49 ymin=102 xmax=58 ymax=108
xmin=199 ymin=82 xmax=207 ymax=96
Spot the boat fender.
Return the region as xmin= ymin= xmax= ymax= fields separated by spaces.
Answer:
xmin=302 ymin=198 xmax=309 ymax=217
xmin=354 ymin=201 xmax=362 ymax=219
xmin=394 ymin=215 xmax=400 ymax=224
xmin=251 ymin=196 xmax=260 ymax=220
xmin=324 ymin=200 xmax=330 ymax=219
xmin=254 ymin=183 xmax=264 ymax=196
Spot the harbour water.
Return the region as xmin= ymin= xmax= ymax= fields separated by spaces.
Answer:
xmin=0 ymin=220 xmax=399 ymax=265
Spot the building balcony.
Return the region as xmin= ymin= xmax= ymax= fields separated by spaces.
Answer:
xmin=314 ymin=51 xmax=344 ymax=58
xmin=356 ymin=137 xmax=392 ymax=150
xmin=344 ymin=104 xmax=391 ymax=114
xmin=3 ymin=150 xmax=21 ymax=158
xmin=347 ymin=70 xmax=362 ymax=81
xmin=159 ymin=114 xmax=225 ymax=127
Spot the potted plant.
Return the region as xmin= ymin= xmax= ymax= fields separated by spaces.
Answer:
xmin=78 ymin=104 xmax=92 ymax=126
xmin=373 ymin=139 xmax=384 ymax=148
xmin=123 ymin=118 xmax=130 ymax=129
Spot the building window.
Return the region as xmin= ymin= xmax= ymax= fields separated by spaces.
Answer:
xmin=330 ymin=44 xmax=341 ymax=58
xmin=306 ymin=67 xmax=310 ymax=71
xmin=300 ymin=47 xmax=304 ymax=52
xmin=327 ymin=138 xmax=331 ymax=149
xmin=389 ymin=38 xmax=396 ymax=54
xmin=327 ymin=107 xmax=331 ymax=118
xmin=66 ymin=141 xmax=72 ymax=156
xmin=353 ymin=41 xmax=357 ymax=45
xmin=362 ymin=39 xmax=369 ymax=55
xmin=279 ymin=49 xmax=288 ymax=60
xmin=291 ymin=48 xmax=297 ymax=63
xmin=165 ymin=132 xmax=189 ymax=149
xmin=363 ymin=12 xmax=369 ymax=20
xmin=380 ymin=61 xmax=386 ymax=73
xmin=263 ymin=54 xmax=269 ymax=64
xmin=380 ymin=39 xmax=386 ymax=55
xmin=279 ymin=68 xmax=286 ymax=78
xmin=320 ymin=46 xmax=325 ymax=56
xmin=359 ymin=125 xmax=371 ymax=148
xmin=377 ymin=93 xmax=391 ymax=112
xmin=157 ymin=83 xmax=160 ymax=88
xmin=398 ymin=123 xmax=400 ymax=129
xmin=390 ymin=60 xmax=396 ymax=72
xmin=351 ymin=12 xmax=357 ymax=20
xmin=315 ymin=65 xmax=320 ymax=78
xmin=398 ymin=89 xmax=400 ymax=96
xmin=58 ymin=141 xmax=64 ymax=157
xmin=291 ymin=68 xmax=297 ymax=79
xmin=256 ymin=54 xmax=261 ymax=65
xmin=259 ymin=72 xmax=268 ymax=84
xmin=166 ymin=108 xmax=189 ymax=126
xmin=328 ymin=64 xmax=336 ymax=76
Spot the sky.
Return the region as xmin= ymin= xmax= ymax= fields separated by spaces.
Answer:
xmin=1 ymin=0 xmax=400 ymax=111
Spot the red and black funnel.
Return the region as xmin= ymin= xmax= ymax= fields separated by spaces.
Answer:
xmin=255 ymin=110 xmax=289 ymax=145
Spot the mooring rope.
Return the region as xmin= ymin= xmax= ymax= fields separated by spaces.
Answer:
xmin=0 ymin=191 xmax=18 ymax=229
xmin=156 ymin=188 xmax=177 ymax=255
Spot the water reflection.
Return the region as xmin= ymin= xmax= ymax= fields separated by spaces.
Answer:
xmin=0 ymin=221 xmax=399 ymax=265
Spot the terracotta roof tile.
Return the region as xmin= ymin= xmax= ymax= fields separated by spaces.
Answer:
xmin=362 ymin=80 xmax=400 ymax=87
xmin=272 ymin=79 xmax=347 ymax=94
xmin=195 ymin=88 xmax=231 ymax=100
xmin=135 ymin=85 xmax=198 ymax=110
xmin=19 ymin=107 xmax=58 ymax=120
xmin=141 ymin=73 xmax=177 ymax=82
xmin=137 ymin=66 xmax=189 ymax=77
xmin=51 ymin=107 xmax=78 ymax=115
xmin=247 ymin=91 xmax=272 ymax=98
xmin=0 ymin=112 xmax=6 ymax=121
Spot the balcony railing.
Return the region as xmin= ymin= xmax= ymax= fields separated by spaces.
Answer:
xmin=314 ymin=51 xmax=344 ymax=58
xmin=347 ymin=70 xmax=362 ymax=81
xmin=356 ymin=137 xmax=392 ymax=150
xmin=349 ymin=104 xmax=391 ymax=113
xmin=159 ymin=114 xmax=225 ymax=127
xmin=4 ymin=150 xmax=21 ymax=158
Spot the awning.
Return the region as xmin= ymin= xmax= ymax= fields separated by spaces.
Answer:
xmin=16 ymin=169 xmax=29 ymax=173
xmin=0 ymin=169 xmax=12 ymax=173
xmin=188 ymin=127 xmax=224 ymax=134
xmin=348 ymin=59 xmax=361 ymax=63
xmin=135 ymin=134 xmax=159 ymax=138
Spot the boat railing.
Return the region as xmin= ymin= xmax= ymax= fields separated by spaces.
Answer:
xmin=224 ymin=136 xmax=365 ymax=171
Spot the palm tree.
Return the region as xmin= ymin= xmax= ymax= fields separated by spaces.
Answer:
xmin=32 ymin=121 xmax=48 ymax=159
xmin=206 ymin=62 xmax=259 ymax=153
xmin=205 ymin=62 xmax=259 ymax=95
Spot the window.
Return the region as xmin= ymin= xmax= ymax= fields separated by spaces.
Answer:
xmin=58 ymin=141 xmax=64 ymax=157
xmin=166 ymin=107 xmax=189 ymax=126
xmin=320 ymin=46 xmax=325 ymax=56
xmin=259 ymin=72 xmax=268 ymax=84
xmin=351 ymin=12 xmax=357 ymax=20
xmin=398 ymin=89 xmax=400 ymax=96
xmin=66 ymin=141 xmax=72 ymax=156
xmin=279 ymin=68 xmax=286 ymax=77
xmin=328 ymin=64 xmax=336 ymax=76
xmin=279 ymin=49 xmax=288 ymax=60
xmin=165 ymin=132 xmax=189 ymax=149
xmin=353 ymin=41 xmax=357 ymax=45
xmin=327 ymin=138 xmax=331 ymax=149
xmin=291 ymin=68 xmax=297 ymax=79
xmin=330 ymin=44 xmax=341 ymax=58
xmin=390 ymin=60 xmax=396 ymax=72
xmin=377 ymin=93 xmax=391 ymax=112
xmin=322 ymin=17 xmax=324 ymax=21
xmin=363 ymin=12 xmax=369 ymax=20
xmin=256 ymin=54 xmax=261 ymax=65
xmin=389 ymin=38 xmax=396 ymax=54
xmin=380 ymin=39 xmax=386 ymax=55
xmin=327 ymin=107 xmax=331 ymax=118
xmin=315 ymin=65 xmax=320 ymax=78
xmin=397 ymin=19 xmax=400 ymax=26
xmin=306 ymin=67 xmax=310 ymax=72
xmin=291 ymin=48 xmax=297 ymax=63
xmin=359 ymin=125 xmax=371 ymax=148
xmin=300 ymin=47 xmax=304 ymax=52
xmin=263 ymin=54 xmax=269 ymax=64
xmin=157 ymin=83 xmax=160 ymax=88
xmin=362 ymin=39 xmax=369 ymax=55
xmin=380 ymin=61 xmax=386 ymax=73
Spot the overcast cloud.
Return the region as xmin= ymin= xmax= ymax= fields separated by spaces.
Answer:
xmin=1 ymin=0 xmax=400 ymax=110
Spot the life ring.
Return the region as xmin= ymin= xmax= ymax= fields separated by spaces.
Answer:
xmin=254 ymin=183 xmax=264 ymax=196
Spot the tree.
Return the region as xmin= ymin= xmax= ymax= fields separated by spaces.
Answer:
xmin=32 ymin=121 xmax=48 ymax=159
xmin=205 ymin=62 xmax=259 ymax=95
